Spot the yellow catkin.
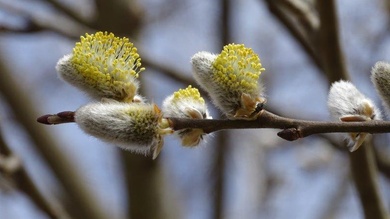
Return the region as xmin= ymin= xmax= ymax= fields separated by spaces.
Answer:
xmin=212 ymin=44 xmax=265 ymax=94
xmin=70 ymin=31 xmax=145 ymax=101
xmin=125 ymin=105 xmax=159 ymax=136
xmin=172 ymin=85 xmax=205 ymax=104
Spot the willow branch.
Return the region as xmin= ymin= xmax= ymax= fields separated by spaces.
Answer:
xmin=37 ymin=110 xmax=390 ymax=141
xmin=170 ymin=110 xmax=390 ymax=139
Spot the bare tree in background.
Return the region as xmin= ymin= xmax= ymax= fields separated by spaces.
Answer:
xmin=0 ymin=0 xmax=390 ymax=219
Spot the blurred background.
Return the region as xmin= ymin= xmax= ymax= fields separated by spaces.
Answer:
xmin=0 ymin=0 xmax=390 ymax=218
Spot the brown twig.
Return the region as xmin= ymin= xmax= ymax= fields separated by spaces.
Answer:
xmin=37 ymin=110 xmax=390 ymax=141
xmin=169 ymin=110 xmax=390 ymax=137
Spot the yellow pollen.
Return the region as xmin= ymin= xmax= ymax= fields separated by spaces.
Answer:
xmin=70 ymin=31 xmax=145 ymax=100
xmin=124 ymin=105 xmax=160 ymax=134
xmin=211 ymin=44 xmax=265 ymax=94
xmin=172 ymin=85 xmax=205 ymax=104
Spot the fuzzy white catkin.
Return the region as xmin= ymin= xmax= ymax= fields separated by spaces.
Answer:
xmin=191 ymin=46 xmax=266 ymax=119
xmin=328 ymin=80 xmax=381 ymax=152
xmin=75 ymin=102 xmax=160 ymax=155
xmin=56 ymin=54 xmax=99 ymax=97
xmin=328 ymin=80 xmax=381 ymax=120
xmin=56 ymin=54 xmax=84 ymax=90
xmin=162 ymin=94 xmax=211 ymax=120
xmin=191 ymin=51 xmax=217 ymax=92
xmin=55 ymin=32 xmax=146 ymax=102
xmin=162 ymin=86 xmax=211 ymax=146
xmin=371 ymin=61 xmax=390 ymax=116
xmin=56 ymin=54 xmax=139 ymax=102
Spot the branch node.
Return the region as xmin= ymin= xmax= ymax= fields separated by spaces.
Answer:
xmin=277 ymin=128 xmax=302 ymax=141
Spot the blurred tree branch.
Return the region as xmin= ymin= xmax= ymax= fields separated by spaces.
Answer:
xmin=278 ymin=0 xmax=319 ymax=32
xmin=352 ymin=139 xmax=389 ymax=218
xmin=121 ymin=153 xmax=180 ymax=219
xmin=120 ymin=74 xmax=180 ymax=219
xmin=264 ymin=0 xmax=322 ymax=69
xmin=0 ymin=128 xmax=69 ymax=219
xmin=43 ymin=0 xmax=143 ymax=35
xmin=374 ymin=145 xmax=390 ymax=179
xmin=43 ymin=0 xmax=90 ymax=26
xmin=318 ymin=171 xmax=350 ymax=219
xmin=0 ymin=1 xmax=179 ymax=218
xmin=2 ymin=0 xmax=390 ymax=218
xmin=0 ymin=56 xmax=112 ymax=219
xmin=317 ymin=0 xmax=348 ymax=82
xmin=263 ymin=0 xmax=389 ymax=218
xmin=92 ymin=0 xmax=143 ymax=35
xmin=141 ymin=57 xmax=195 ymax=86
xmin=4 ymin=3 xmax=180 ymax=219
xmin=0 ymin=1 xmax=89 ymax=38
xmin=212 ymin=0 xmax=232 ymax=219
xmin=318 ymin=0 xmax=388 ymax=218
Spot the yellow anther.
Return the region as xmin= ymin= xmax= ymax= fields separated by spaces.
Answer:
xmin=211 ymin=43 xmax=265 ymax=94
xmin=172 ymin=85 xmax=205 ymax=104
xmin=63 ymin=31 xmax=145 ymax=101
